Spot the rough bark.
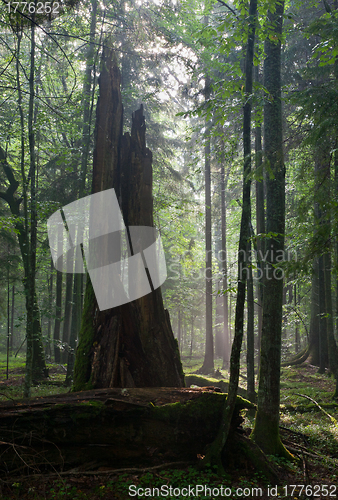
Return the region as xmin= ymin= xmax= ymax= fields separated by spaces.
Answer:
xmin=251 ymin=1 xmax=292 ymax=459
xmin=73 ymin=46 xmax=184 ymax=390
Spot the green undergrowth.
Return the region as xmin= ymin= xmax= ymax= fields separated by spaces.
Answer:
xmin=0 ymin=353 xmax=25 ymax=375
xmin=277 ymin=364 xmax=338 ymax=472
xmin=181 ymin=355 xmax=229 ymax=377
xmin=0 ymin=359 xmax=337 ymax=497
xmin=0 ymin=465 xmax=269 ymax=500
xmin=0 ymin=354 xmax=69 ymax=401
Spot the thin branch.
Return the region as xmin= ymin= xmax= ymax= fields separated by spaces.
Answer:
xmin=1 ymin=3 xmax=77 ymax=106
xmin=216 ymin=0 xmax=239 ymax=20
xmin=284 ymin=303 xmax=309 ymax=341
xmin=0 ymin=461 xmax=194 ymax=483
xmin=0 ymin=393 xmax=16 ymax=402
xmin=295 ymin=393 xmax=338 ymax=427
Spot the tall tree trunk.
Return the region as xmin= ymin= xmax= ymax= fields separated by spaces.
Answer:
xmin=294 ymin=283 xmax=300 ymax=353
xmin=178 ymin=307 xmax=182 ymax=354
xmin=309 ymin=258 xmax=320 ymax=365
xmin=7 ymin=260 xmax=10 ymax=378
xmin=201 ymin=0 xmax=257 ymax=471
xmin=200 ymin=70 xmax=214 ymax=374
xmin=314 ymin=149 xmax=330 ymax=373
xmin=318 ymin=254 xmax=327 ymax=373
xmin=65 ymin=268 xmax=81 ymax=386
xmin=24 ymin=19 xmax=47 ymax=396
xmin=61 ymin=271 xmax=73 ymax=363
xmin=324 ymin=252 xmax=338 ymax=377
xmin=254 ymin=61 xmax=264 ymax=375
xmin=246 ymin=240 xmax=255 ymax=402
xmin=66 ymin=0 xmax=98 ymax=382
xmin=190 ymin=315 xmax=194 ymax=358
xmin=10 ymin=284 xmax=15 ymax=350
xmin=251 ymin=1 xmax=291 ymax=458
xmin=73 ymin=47 xmax=184 ymax=390
xmin=46 ymin=260 xmax=54 ymax=361
xmin=220 ymin=150 xmax=230 ymax=370
xmin=53 ymin=235 xmax=62 ymax=364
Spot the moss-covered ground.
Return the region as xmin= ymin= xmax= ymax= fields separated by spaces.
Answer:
xmin=0 ymin=354 xmax=69 ymax=402
xmin=0 ymin=354 xmax=337 ymax=498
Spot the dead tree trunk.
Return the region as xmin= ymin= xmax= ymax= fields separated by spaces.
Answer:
xmin=73 ymin=46 xmax=184 ymax=390
xmin=0 ymin=388 xmax=255 ymax=474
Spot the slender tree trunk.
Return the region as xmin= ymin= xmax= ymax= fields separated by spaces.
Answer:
xmin=201 ymin=0 xmax=257 ymax=471
xmin=318 ymin=255 xmax=327 ymax=373
xmin=200 ymin=70 xmax=214 ymax=374
xmin=24 ymin=19 xmax=47 ymax=396
xmin=309 ymin=258 xmax=320 ymax=365
xmin=334 ymin=19 xmax=338 ymax=397
xmin=65 ymin=268 xmax=81 ymax=386
xmin=294 ymin=283 xmax=300 ymax=353
xmin=53 ymin=227 xmax=63 ymax=364
xmin=61 ymin=271 xmax=73 ymax=363
xmin=324 ymin=252 xmax=338 ymax=376
xmin=190 ymin=315 xmax=194 ymax=358
xmin=254 ymin=61 xmax=264 ymax=375
xmin=335 ymin=150 xmax=338 ymax=397
xmin=10 ymin=285 xmax=14 ymax=350
xmin=246 ymin=240 xmax=255 ymax=402
xmin=221 ymin=152 xmax=230 ymax=370
xmin=65 ymin=0 xmax=98 ymax=382
xmin=314 ymin=147 xmax=330 ymax=372
xmin=251 ymin=1 xmax=291 ymax=458
xmin=7 ymin=261 xmax=10 ymax=378
xmin=178 ymin=307 xmax=182 ymax=354
xmin=46 ymin=260 xmax=54 ymax=361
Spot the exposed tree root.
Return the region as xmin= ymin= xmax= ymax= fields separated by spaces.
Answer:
xmin=281 ymin=345 xmax=310 ymax=367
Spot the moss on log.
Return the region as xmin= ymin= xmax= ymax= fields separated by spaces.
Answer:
xmin=0 ymin=387 xmax=254 ymax=474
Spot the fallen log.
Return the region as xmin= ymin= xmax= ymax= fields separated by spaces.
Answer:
xmin=0 ymin=387 xmax=255 ymax=475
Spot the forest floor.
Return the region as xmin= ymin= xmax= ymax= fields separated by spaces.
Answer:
xmin=0 ymin=355 xmax=337 ymax=499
